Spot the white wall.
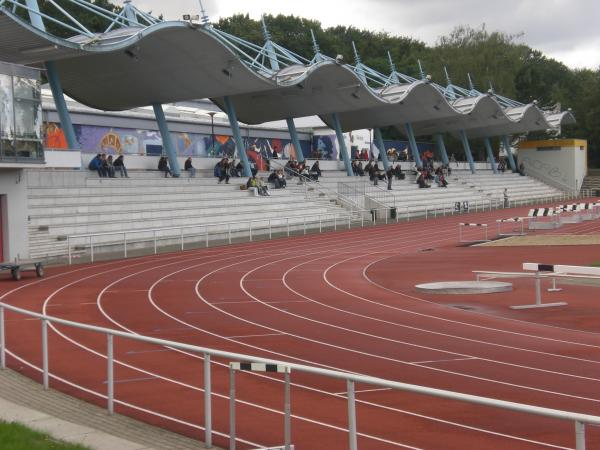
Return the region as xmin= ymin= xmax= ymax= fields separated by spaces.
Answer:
xmin=0 ymin=170 xmax=29 ymax=261
xmin=518 ymin=140 xmax=587 ymax=192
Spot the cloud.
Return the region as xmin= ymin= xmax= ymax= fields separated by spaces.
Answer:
xmin=133 ymin=0 xmax=598 ymax=69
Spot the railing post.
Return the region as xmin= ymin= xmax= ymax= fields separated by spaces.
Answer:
xmin=319 ymin=215 xmax=322 ymax=233
xmin=249 ymin=221 xmax=253 ymax=242
xmin=90 ymin=236 xmax=94 ymax=263
xmin=123 ymin=233 xmax=127 ymax=259
xmin=107 ymin=333 xmax=114 ymax=415
xmin=229 ymin=365 xmax=236 ymax=450
xmin=284 ymin=368 xmax=291 ymax=450
xmin=347 ymin=379 xmax=358 ymax=450
xmin=153 ymin=230 xmax=157 ymax=254
xmin=180 ymin=228 xmax=184 ymax=251
xmin=287 ymin=218 xmax=290 ymax=237
xmin=348 ymin=215 xmax=351 ymax=229
xmin=42 ymin=319 xmax=49 ymax=390
xmin=204 ymin=353 xmax=212 ymax=448
xmin=206 ymin=225 xmax=209 ymax=248
xmin=0 ymin=306 xmax=5 ymax=369
xmin=269 ymin=219 xmax=272 ymax=240
xmin=67 ymin=236 xmax=72 ymax=265
xmin=334 ymin=216 xmax=337 ymax=231
xmin=575 ymin=420 xmax=586 ymax=450
xmin=303 ymin=216 xmax=307 ymax=235
xmin=228 ymin=223 xmax=232 ymax=245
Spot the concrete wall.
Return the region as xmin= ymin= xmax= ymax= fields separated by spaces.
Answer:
xmin=0 ymin=170 xmax=29 ymax=261
xmin=518 ymin=139 xmax=587 ymax=192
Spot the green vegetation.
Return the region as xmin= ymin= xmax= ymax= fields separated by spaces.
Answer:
xmin=215 ymin=16 xmax=600 ymax=165
xmin=592 ymin=261 xmax=600 ymax=267
xmin=0 ymin=421 xmax=92 ymax=450
xmin=17 ymin=2 xmax=600 ymax=164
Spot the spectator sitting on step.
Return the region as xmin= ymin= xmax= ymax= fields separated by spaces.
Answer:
xmin=276 ymin=170 xmax=286 ymax=188
xmin=386 ymin=165 xmax=393 ymax=190
xmin=364 ymin=160 xmax=373 ymax=178
xmin=417 ymin=171 xmax=430 ymax=188
xmin=434 ymin=167 xmax=448 ymax=188
xmin=351 ymin=160 xmax=359 ymax=176
xmin=498 ymin=158 xmax=506 ymax=173
xmin=158 ymin=156 xmax=171 ymax=178
xmin=184 ymin=156 xmax=196 ymax=178
xmin=393 ymin=163 xmax=404 ymax=180
xmin=233 ymin=160 xmax=243 ymax=177
xmin=284 ymin=160 xmax=296 ymax=177
xmin=310 ymin=160 xmax=322 ymax=179
xmin=113 ymin=155 xmax=129 ymax=178
xmin=88 ymin=154 xmax=106 ymax=177
xmin=218 ymin=158 xmax=230 ymax=184
xmin=356 ymin=161 xmax=365 ymax=176
xmin=105 ymin=155 xmax=116 ymax=178
xmin=268 ymin=169 xmax=278 ymax=185
xmin=518 ymin=163 xmax=526 ymax=176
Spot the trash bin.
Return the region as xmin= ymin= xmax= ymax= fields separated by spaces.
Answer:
xmin=390 ymin=207 xmax=397 ymax=219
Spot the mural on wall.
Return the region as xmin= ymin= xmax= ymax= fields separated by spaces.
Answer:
xmin=44 ymin=122 xmax=314 ymax=162
xmin=310 ymin=135 xmax=338 ymax=160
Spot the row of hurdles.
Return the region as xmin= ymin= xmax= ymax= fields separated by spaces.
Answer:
xmin=458 ymin=201 xmax=600 ymax=243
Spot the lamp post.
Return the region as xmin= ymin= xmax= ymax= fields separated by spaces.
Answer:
xmin=207 ymin=112 xmax=216 ymax=156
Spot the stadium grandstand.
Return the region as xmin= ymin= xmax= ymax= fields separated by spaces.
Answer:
xmin=0 ymin=1 xmax=599 ymax=449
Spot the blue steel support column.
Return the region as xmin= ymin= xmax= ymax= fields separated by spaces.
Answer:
xmin=331 ymin=114 xmax=353 ymax=176
xmin=434 ymin=134 xmax=450 ymax=166
xmin=404 ymin=123 xmax=422 ymax=169
xmin=373 ymin=128 xmax=390 ymax=171
xmin=501 ymin=135 xmax=517 ymax=172
xmin=458 ymin=130 xmax=476 ymax=174
xmin=152 ymin=103 xmax=180 ymax=177
xmin=262 ymin=18 xmax=304 ymax=163
xmin=223 ymin=96 xmax=252 ymax=177
xmin=286 ymin=118 xmax=305 ymax=163
xmin=25 ymin=0 xmax=78 ymax=149
xmin=484 ymin=137 xmax=498 ymax=174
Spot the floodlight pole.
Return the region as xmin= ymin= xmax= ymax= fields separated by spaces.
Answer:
xmin=484 ymin=137 xmax=499 ymax=174
xmin=25 ymin=0 xmax=78 ymax=151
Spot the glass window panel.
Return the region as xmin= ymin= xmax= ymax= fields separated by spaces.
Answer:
xmin=0 ymin=74 xmax=14 ymax=140
xmin=13 ymin=77 xmax=40 ymax=101
xmin=14 ymin=98 xmax=42 ymax=140
xmin=1 ymin=139 xmax=15 ymax=158
xmin=16 ymin=139 xmax=42 ymax=158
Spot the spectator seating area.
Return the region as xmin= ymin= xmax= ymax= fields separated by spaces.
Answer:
xmin=24 ymin=165 xmax=569 ymax=260
xmin=25 ymin=169 xmax=351 ymax=260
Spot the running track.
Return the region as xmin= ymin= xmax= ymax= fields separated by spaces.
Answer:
xmin=1 ymin=203 xmax=600 ymax=449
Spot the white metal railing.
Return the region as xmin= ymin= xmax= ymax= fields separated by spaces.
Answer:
xmin=66 ymin=213 xmax=358 ymax=265
xmin=62 ymin=190 xmax=595 ymax=265
xmin=0 ymin=302 xmax=598 ymax=449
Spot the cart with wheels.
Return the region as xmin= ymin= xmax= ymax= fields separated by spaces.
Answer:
xmin=0 ymin=261 xmax=44 ymax=281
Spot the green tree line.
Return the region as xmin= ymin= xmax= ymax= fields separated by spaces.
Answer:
xmin=217 ymin=15 xmax=600 ymax=166
xmin=13 ymin=2 xmax=598 ymax=165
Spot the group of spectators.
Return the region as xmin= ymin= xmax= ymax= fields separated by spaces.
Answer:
xmin=88 ymin=153 xmax=128 ymax=178
xmin=416 ymin=166 xmax=448 ymax=189
xmin=283 ymin=160 xmax=321 ymax=181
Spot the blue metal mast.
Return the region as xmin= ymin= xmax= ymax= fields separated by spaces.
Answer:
xmin=24 ymin=0 xmax=78 ymax=151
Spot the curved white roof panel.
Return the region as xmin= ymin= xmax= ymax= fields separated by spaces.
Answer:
xmin=0 ymin=8 xmax=574 ymax=137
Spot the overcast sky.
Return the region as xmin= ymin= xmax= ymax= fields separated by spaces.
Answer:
xmin=134 ymin=0 xmax=599 ymax=70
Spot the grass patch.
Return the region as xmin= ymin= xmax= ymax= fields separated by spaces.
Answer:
xmin=592 ymin=261 xmax=600 ymax=267
xmin=0 ymin=422 xmax=92 ymax=450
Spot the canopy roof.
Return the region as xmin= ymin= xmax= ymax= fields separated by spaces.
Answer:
xmin=0 ymin=4 xmax=575 ymax=138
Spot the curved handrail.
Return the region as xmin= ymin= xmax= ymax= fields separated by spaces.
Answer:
xmin=0 ymin=301 xmax=599 ymax=450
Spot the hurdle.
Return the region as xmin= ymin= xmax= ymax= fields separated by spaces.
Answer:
xmin=527 ymin=208 xmax=561 ymax=230
xmin=496 ymin=217 xmax=525 ymax=236
xmin=557 ymin=204 xmax=583 ymax=224
xmin=230 ymin=362 xmax=293 ymax=450
xmin=577 ymin=202 xmax=600 ymax=221
xmin=458 ymin=223 xmax=489 ymax=243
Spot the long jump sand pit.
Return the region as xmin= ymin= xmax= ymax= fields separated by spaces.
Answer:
xmin=478 ymin=234 xmax=600 ymax=247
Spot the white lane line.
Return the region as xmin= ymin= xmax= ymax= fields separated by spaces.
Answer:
xmin=265 ymin=300 xmax=310 ymax=304
xmin=210 ymin=300 xmax=254 ymax=305
xmin=46 ymin=302 xmax=98 ymax=307
xmin=105 ymin=289 xmax=150 ymax=293
xmin=226 ymin=333 xmax=285 ymax=339
xmin=94 ymin=216 xmax=575 ymax=449
xmin=413 ymin=357 xmax=478 ymax=365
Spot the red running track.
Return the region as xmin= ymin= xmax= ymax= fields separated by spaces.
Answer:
xmin=2 ymin=203 xmax=600 ymax=449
